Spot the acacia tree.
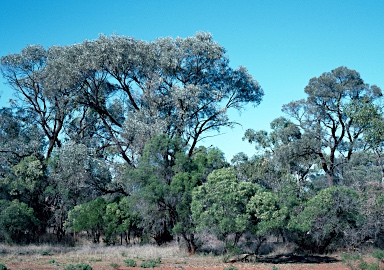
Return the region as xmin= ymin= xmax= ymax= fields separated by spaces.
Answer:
xmin=171 ymin=145 xmax=228 ymax=254
xmin=191 ymin=167 xmax=259 ymax=250
xmin=282 ymin=66 xmax=382 ymax=186
xmin=288 ymin=186 xmax=362 ymax=253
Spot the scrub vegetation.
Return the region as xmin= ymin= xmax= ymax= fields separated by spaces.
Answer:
xmin=0 ymin=33 xmax=383 ymax=269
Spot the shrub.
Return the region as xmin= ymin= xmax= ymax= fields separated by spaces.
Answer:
xmin=223 ymin=266 xmax=238 ymax=270
xmin=289 ymin=187 xmax=362 ymax=253
xmin=140 ymin=258 xmax=161 ymax=268
xmin=0 ymin=263 xmax=7 ymax=270
xmin=124 ymin=259 xmax=136 ymax=267
xmin=64 ymin=263 xmax=92 ymax=270
xmin=342 ymin=251 xmax=384 ymax=270
xmin=0 ymin=199 xmax=39 ymax=244
xmin=110 ymin=263 xmax=119 ymax=269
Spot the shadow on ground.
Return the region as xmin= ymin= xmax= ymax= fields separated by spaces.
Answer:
xmin=256 ymin=254 xmax=340 ymax=264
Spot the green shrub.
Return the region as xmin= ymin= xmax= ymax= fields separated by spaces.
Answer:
xmin=0 ymin=200 xmax=39 ymax=244
xmin=140 ymin=258 xmax=161 ymax=268
xmin=64 ymin=263 xmax=92 ymax=270
xmin=0 ymin=263 xmax=7 ymax=270
xmin=342 ymin=252 xmax=383 ymax=270
xmin=223 ymin=266 xmax=238 ymax=270
xmin=372 ymin=250 xmax=384 ymax=261
xmin=124 ymin=259 xmax=136 ymax=267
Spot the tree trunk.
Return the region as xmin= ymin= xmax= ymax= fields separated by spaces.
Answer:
xmin=182 ymin=233 xmax=197 ymax=255
xmin=327 ymin=173 xmax=334 ymax=187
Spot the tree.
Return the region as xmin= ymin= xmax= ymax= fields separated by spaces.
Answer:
xmin=246 ymin=189 xmax=288 ymax=253
xmin=171 ymin=145 xmax=228 ymax=254
xmin=1 ymin=33 xmax=263 ymax=166
xmin=103 ymin=197 xmax=140 ymax=245
xmin=191 ymin=167 xmax=259 ymax=250
xmin=65 ymin=198 xmax=106 ymax=243
xmin=0 ymin=199 xmax=39 ymax=244
xmin=243 ymin=117 xmax=317 ymax=193
xmin=354 ymin=104 xmax=384 ymax=186
xmin=126 ymin=135 xmax=185 ymax=245
xmin=288 ymin=186 xmax=362 ymax=253
xmin=0 ymin=46 xmax=73 ymax=160
xmin=0 ymin=107 xmax=44 ymax=186
xmin=282 ymin=66 xmax=382 ymax=186
xmin=45 ymin=141 xmax=112 ymax=242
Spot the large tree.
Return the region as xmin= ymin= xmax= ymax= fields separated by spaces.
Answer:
xmin=1 ymin=33 xmax=263 ymax=165
xmin=282 ymin=66 xmax=382 ymax=186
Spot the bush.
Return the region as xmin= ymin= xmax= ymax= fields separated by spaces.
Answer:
xmin=342 ymin=251 xmax=384 ymax=270
xmin=110 ymin=263 xmax=119 ymax=269
xmin=223 ymin=266 xmax=238 ymax=270
xmin=64 ymin=263 xmax=92 ymax=270
xmin=289 ymin=187 xmax=362 ymax=253
xmin=0 ymin=263 xmax=7 ymax=270
xmin=0 ymin=199 xmax=39 ymax=244
xmin=140 ymin=258 xmax=161 ymax=268
xmin=123 ymin=259 xmax=136 ymax=267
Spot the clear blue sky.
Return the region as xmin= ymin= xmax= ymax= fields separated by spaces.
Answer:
xmin=1 ymin=1 xmax=384 ymax=160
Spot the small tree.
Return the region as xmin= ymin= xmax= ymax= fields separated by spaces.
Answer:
xmin=0 ymin=199 xmax=39 ymax=244
xmin=65 ymin=198 xmax=106 ymax=243
xmin=246 ymin=189 xmax=288 ymax=253
xmin=191 ymin=167 xmax=258 ymax=250
xmin=103 ymin=197 xmax=139 ymax=245
xmin=288 ymin=186 xmax=362 ymax=253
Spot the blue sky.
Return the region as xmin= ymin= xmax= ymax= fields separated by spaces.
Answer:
xmin=1 ymin=1 xmax=384 ymax=160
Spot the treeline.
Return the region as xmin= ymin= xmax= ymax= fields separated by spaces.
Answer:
xmin=0 ymin=33 xmax=383 ymax=255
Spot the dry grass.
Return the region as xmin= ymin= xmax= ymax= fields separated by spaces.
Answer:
xmin=0 ymin=242 xmax=351 ymax=270
xmin=0 ymin=242 xmax=199 ymax=269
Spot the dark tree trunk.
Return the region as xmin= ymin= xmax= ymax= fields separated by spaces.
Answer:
xmin=182 ymin=233 xmax=197 ymax=255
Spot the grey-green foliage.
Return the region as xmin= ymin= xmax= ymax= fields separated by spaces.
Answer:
xmin=282 ymin=66 xmax=382 ymax=187
xmin=1 ymin=32 xmax=263 ymax=166
xmin=45 ymin=141 xmax=112 ymax=242
xmin=126 ymin=134 xmax=228 ymax=248
xmin=243 ymin=116 xmax=317 ymax=192
xmin=127 ymin=135 xmax=185 ymax=245
xmin=0 ymin=45 xmax=73 ymax=160
xmin=0 ymin=108 xmax=45 ymax=200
